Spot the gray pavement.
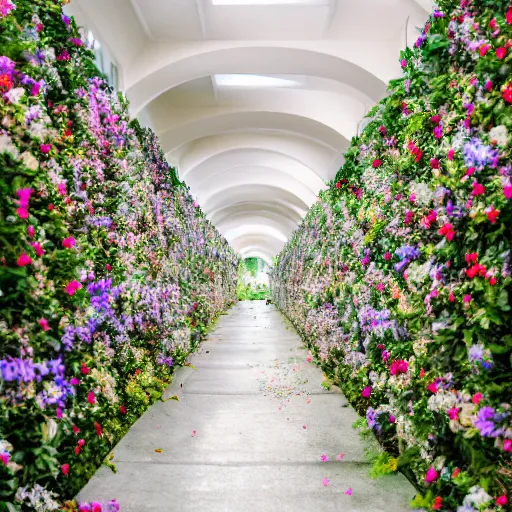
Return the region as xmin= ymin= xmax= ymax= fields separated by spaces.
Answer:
xmin=78 ymin=300 xmax=415 ymax=511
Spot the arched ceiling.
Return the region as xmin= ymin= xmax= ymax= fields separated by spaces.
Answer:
xmin=68 ymin=0 xmax=432 ymax=263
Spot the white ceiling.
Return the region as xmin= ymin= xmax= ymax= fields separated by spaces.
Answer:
xmin=68 ymin=0 xmax=432 ymax=264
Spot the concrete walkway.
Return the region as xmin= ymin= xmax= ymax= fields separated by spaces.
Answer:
xmin=79 ymin=301 xmax=415 ymax=511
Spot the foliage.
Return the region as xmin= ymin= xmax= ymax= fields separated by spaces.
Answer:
xmin=0 ymin=1 xmax=238 ymax=510
xmin=272 ymin=1 xmax=512 ymax=510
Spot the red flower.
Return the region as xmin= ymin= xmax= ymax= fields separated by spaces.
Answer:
xmin=486 ymin=206 xmax=500 ymax=223
xmin=496 ymin=47 xmax=507 ymax=59
xmin=379 ymin=125 xmax=387 ymax=135
xmin=404 ymin=210 xmax=414 ymax=224
xmin=480 ymin=44 xmax=491 ymax=56
xmin=48 ymin=204 xmax=55 ymax=211
xmin=465 ymin=252 xmax=478 ymax=264
xmin=508 ymin=6 xmax=512 ymax=24
xmin=119 ymin=405 xmax=127 ymax=415
xmin=447 ymin=148 xmax=455 ymax=160
xmin=94 ymin=422 xmax=103 ymax=437
xmin=451 ymin=467 xmax=461 ymax=478
xmin=503 ymin=83 xmax=512 ymax=103
xmin=17 ymin=253 xmax=32 ymax=267
xmin=466 ymin=263 xmax=486 ymax=279
xmin=420 ymin=368 xmax=426 ymax=378
xmin=61 ymin=463 xmax=70 ymax=476
xmin=0 ymin=73 xmax=13 ymax=91
xmin=106 ymin=264 xmax=112 ymax=271
xmin=472 ymin=182 xmax=485 ymax=196
xmin=432 ymin=496 xmax=443 ymax=510
xmin=438 ymin=223 xmax=455 ymax=241
xmin=335 ymin=181 xmax=342 ymax=189
xmin=75 ymin=446 xmax=81 ymax=455
xmin=489 ymin=276 xmax=497 ymax=286
xmin=390 ymin=360 xmax=409 ymax=375
xmin=430 ymin=158 xmax=440 ymax=169
xmin=78 ymin=439 xmax=86 ymax=448
xmin=72 ymin=425 xmax=81 ymax=435
xmin=430 ymin=115 xmax=441 ymax=123
xmin=372 ymin=159 xmax=382 ymax=168
xmin=81 ymin=363 xmax=90 ymax=375
xmin=383 ymin=252 xmax=392 ymax=261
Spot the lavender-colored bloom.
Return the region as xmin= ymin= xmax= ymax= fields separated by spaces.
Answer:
xmin=433 ymin=9 xmax=444 ymax=17
xmin=468 ymin=344 xmax=484 ymax=363
xmin=86 ymin=216 xmax=113 ymax=228
xmin=25 ymin=105 xmax=41 ymax=125
xmin=366 ymin=407 xmax=377 ymax=429
xmin=474 ymin=407 xmax=503 ymax=437
xmin=463 ymin=138 xmax=499 ymax=170
xmin=0 ymin=56 xmax=16 ymax=75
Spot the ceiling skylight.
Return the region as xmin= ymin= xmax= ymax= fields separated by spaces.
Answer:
xmin=212 ymin=0 xmax=329 ymax=5
xmin=214 ymin=74 xmax=299 ymax=88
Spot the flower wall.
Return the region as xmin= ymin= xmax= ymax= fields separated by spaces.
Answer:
xmin=272 ymin=1 xmax=512 ymax=510
xmin=0 ymin=1 xmax=237 ymax=510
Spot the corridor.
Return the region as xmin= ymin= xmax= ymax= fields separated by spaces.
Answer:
xmin=78 ymin=301 xmax=415 ymax=511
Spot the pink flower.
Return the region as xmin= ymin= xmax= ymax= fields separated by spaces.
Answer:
xmin=81 ymin=363 xmax=90 ymax=375
xmin=400 ymin=59 xmax=407 ymax=68
xmin=322 ymin=477 xmax=330 ymax=487
xmin=17 ymin=207 xmax=29 ymax=219
xmin=430 ymin=158 xmax=440 ymax=168
xmin=57 ymin=183 xmax=67 ymax=196
xmin=382 ymin=350 xmax=390 ymax=362
xmin=61 ymin=463 xmax=70 ymax=475
xmin=376 ymin=283 xmax=385 ymax=292
xmin=77 ymin=439 xmax=86 ymax=448
xmin=480 ymin=44 xmax=491 ymax=56
xmin=447 ymin=407 xmax=459 ymax=420
xmin=65 ymin=280 xmax=82 ymax=296
xmin=70 ymin=377 xmax=80 ymax=385
xmin=472 ymin=392 xmax=483 ymax=404
xmin=38 ymin=318 xmax=50 ymax=331
xmin=485 ymin=80 xmax=493 ymax=91
xmin=320 ymin=454 xmax=328 ymax=462
xmin=496 ymin=47 xmax=507 ymax=59
xmin=191 ymin=430 xmax=197 ymax=437
xmin=496 ymin=495 xmax=508 ymax=506
xmin=427 ymin=381 xmax=438 ymax=394
xmin=463 ymin=294 xmax=472 ymax=304
xmin=383 ymin=252 xmax=392 ymax=261
xmin=390 ymin=360 xmax=409 ymax=375
xmin=27 ymin=225 xmax=35 ymax=238
xmin=438 ymin=223 xmax=455 ymax=241
xmin=336 ymin=452 xmax=345 ymax=460
xmin=503 ymin=439 xmax=512 ymax=452
xmin=87 ymin=391 xmax=95 ymax=405
xmin=345 ymin=488 xmax=353 ymax=496
xmin=17 ymin=188 xmax=33 ymax=208
xmin=31 ymin=242 xmax=44 ymax=257
xmin=504 ymin=185 xmax=512 ymax=199
xmin=389 ymin=415 xmax=396 ymax=424
xmin=91 ymin=503 xmax=102 ymax=512
xmin=425 ymin=467 xmax=439 ymax=484
xmin=40 ymin=144 xmax=52 ymax=154
xmin=447 ymin=148 xmax=455 ymax=160
xmin=17 ymin=253 xmax=32 ymax=266
xmin=472 ymin=182 xmax=485 ymax=196
xmin=372 ymin=159 xmax=382 ymax=168
xmin=106 ymin=264 xmax=112 ymax=271
xmin=361 ymin=386 xmax=372 ymax=398
xmin=62 ymin=237 xmax=76 ymax=249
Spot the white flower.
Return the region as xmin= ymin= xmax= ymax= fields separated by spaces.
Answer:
xmin=409 ymin=182 xmax=434 ymax=206
xmin=20 ymin=151 xmax=39 ymax=171
xmin=489 ymin=125 xmax=508 ymax=146
xmin=27 ymin=121 xmax=48 ymax=140
xmin=4 ymin=87 xmax=25 ymax=104
xmin=0 ymin=133 xmax=19 ymax=159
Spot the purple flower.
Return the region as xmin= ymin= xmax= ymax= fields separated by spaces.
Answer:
xmin=463 ymin=138 xmax=499 ymax=170
xmin=474 ymin=407 xmax=503 ymax=437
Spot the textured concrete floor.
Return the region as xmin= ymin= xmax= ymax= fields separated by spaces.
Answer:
xmin=78 ymin=300 xmax=415 ymax=511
